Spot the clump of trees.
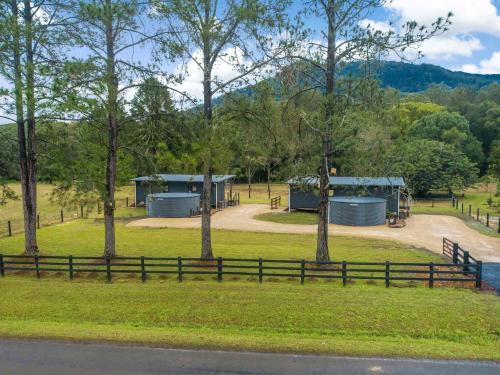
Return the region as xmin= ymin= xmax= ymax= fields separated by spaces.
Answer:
xmin=0 ymin=0 xmax=496 ymax=262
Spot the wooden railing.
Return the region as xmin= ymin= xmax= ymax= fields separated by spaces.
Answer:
xmin=0 ymin=238 xmax=482 ymax=288
xmin=270 ymin=196 xmax=281 ymax=209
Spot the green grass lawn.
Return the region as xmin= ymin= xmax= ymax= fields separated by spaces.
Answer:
xmin=0 ymin=278 xmax=498 ymax=360
xmin=0 ymin=220 xmax=439 ymax=264
xmin=255 ymin=211 xmax=318 ymax=225
xmin=0 ymin=220 xmax=498 ymax=359
xmin=0 ymin=182 xmax=135 ymax=236
xmin=233 ymin=183 xmax=288 ymax=206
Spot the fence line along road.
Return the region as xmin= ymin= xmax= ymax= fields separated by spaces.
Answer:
xmin=0 ymin=238 xmax=482 ymax=289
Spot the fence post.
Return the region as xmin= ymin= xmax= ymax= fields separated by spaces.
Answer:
xmin=452 ymin=243 xmax=459 ymax=264
xmin=7 ymin=221 xmax=11 ymax=237
xmin=342 ymin=261 xmax=347 ymax=287
xmin=97 ymin=202 xmax=101 ymax=214
xmin=126 ymin=197 xmax=129 ymax=207
xmin=385 ymin=261 xmax=390 ymax=288
xmin=258 ymin=258 xmax=263 ymax=283
xmin=141 ymin=256 xmax=146 ymax=282
xmin=498 ymin=218 xmax=500 ymax=234
xmin=429 ymin=263 xmax=434 ymax=288
xmin=106 ymin=256 xmax=112 ymax=282
xmin=60 ymin=210 xmax=64 ymax=223
xmin=37 ymin=214 xmax=40 ymax=229
xmin=461 ymin=202 xmax=463 ymax=214
xmin=468 ymin=205 xmax=471 ymax=216
xmin=463 ymin=251 xmax=470 ymax=274
xmin=456 ymin=199 xmax=459 ymax=209
xmin=476 ymin=261 xmax=482 ymax=289
xmin=486 ymin=213 xmax=490 ymax=227
xmin=35 ymin=255 xmax=40 ymax=279
xmin=177 ymin=257 xmax=182 ymax=282
xmin=69 ymin=255 xmax=73 ymax=280
xmin=431 ymin=199 xmax=434 ymax=208
xmin=217 ymin=257 xmax=223 ymax=282
xmin=0 ymin=254 xmax=4 ymax=277
xmin=300 ymin=259 xmax=305 ymax=285
xmin=476 ymin=208 xmax=479 ymax=221
xmin=80 ymin=206 xmax=84 ymax=219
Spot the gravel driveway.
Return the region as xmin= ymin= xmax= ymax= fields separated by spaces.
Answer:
xmin=128 ymin=204 xmax=500 ymax=262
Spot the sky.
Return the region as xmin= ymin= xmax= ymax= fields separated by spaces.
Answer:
xmin=347 ymin=0 xmax=500 ymax=74
xmin=1 ymin=0 xmax=500 ymax=125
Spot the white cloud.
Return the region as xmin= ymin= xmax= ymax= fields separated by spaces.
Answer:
xmin=359 ymin=19 xmax=395 ymax=33
xmin=461 ymin=51 xmax=500 ymax=74
xmin=172 ymin=47 xmax=264 ymax=102
xmin=386 ymin=0 xmax=500 ymax=61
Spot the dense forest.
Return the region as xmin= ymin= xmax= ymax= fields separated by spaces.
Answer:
xmin=1 ymin=77 xmax=499 ymax=198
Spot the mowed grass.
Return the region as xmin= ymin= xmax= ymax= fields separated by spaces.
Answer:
xmin=0 ymin=278 xmax=498 ymax=360
xmin=0 ymin=219 xmax=498 ymax=359
xmin=0 ymin=182 xmax=135 ymax=236
xmin=255 ymin=211 xmax=318 ymax=225
xmin=232 ymin=183 xmax=288 ymax=206
xmin=0 ymin=219 xmax=440 ymax=264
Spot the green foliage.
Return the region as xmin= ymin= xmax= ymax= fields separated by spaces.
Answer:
xmin=387 ymin=139 xmax=478 ymax=195
xmin=409 ymin=111 xmax=484 ymax=166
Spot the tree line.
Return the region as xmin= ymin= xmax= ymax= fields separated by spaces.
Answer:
xmin=2 ymin=0 xmax=495 ymax=263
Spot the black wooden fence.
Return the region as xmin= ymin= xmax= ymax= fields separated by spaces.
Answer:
xmin=0 ymin=238 xmax=482 ymax=288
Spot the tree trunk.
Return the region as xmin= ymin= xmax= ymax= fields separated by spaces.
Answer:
xmin=247 ymin=166 xmax=252 ymax=198
xmin=103 ymin=0 xmax=118 ymax=258
xmin=316 ymin=0 xmax=336 ymax=261
xmin=200 ymin=8 xmax=213 ymax=258
xmin=11 ymin=0 xmax=38 ymax=255
xmin=267 ymin=163 xmax=271 ymax=199
xmin=316 ymin=137 xmax=330 ymax=262
xmin=201 ymin=168 xmax=213 ymax=258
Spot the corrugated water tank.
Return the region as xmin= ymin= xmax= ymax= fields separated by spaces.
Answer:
xmin=147 ymin=193 xmax=200 ymax=218
xmin=329 ymin=196 xmax=386 ymax=226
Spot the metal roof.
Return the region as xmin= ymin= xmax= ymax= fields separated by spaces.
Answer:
xmin=329 ymin=196 xmax=386 ymax=203
xmin=148 ymin=192 xmax=200 ymax=198
xmin=132 ymin=174 xmax=235 ymax=183
xmin=287 ymin=176 xmax=405 ymax=187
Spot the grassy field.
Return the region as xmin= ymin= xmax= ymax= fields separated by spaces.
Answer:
xmin=0 ymin=219 xmax=441 ymax=264
xmin=0 ymin=212 xmax=498 ymax=359
xmin=0 ymin=278 xmax=498 ymax=360
xmin=255 ymin=211 xmax=318 ymax=225
xmin=232 ymin=183 xmax=288 ymax=206
xmin=0 ymin=182 xmax=135 ymax=236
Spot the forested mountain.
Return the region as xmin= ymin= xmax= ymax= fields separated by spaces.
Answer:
xmin=364 ymin=61 xmax=500 ymax=92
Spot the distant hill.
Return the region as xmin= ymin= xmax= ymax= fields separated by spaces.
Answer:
xmin=214 ymin=61 xmax=500 ymax=105
xmin=357 ymin=61 xmax=500 ymax=92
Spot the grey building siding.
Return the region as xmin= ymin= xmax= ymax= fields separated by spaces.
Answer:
xmin=135 ymin=180 xmax=226 ymax=207
xmin=334 ymin=187 xmax=399 ymax=212
xmin=289 ymin=185 xmax=320 ymax=210
xmin=135 ymin=180 xmax=167 ymax=206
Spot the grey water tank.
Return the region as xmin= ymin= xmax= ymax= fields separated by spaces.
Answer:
xmin=147 ymin=193 xmax=200 ymax=218
xmin=329 ymin=196 xmax=386 ymax=226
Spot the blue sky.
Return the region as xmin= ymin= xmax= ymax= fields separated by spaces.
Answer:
xmin=303 ymin=0 xmax=500 ymax=74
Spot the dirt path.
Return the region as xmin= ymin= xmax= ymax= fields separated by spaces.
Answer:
xmin=127 ymin=204 xmax=500 ymax=262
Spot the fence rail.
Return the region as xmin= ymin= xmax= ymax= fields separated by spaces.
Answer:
xmin=450 ymin=197 xmax=500 ymax=234
xmin=270 ymin=196 xmax=281 ymax=209
xmin=1 ymin=198 xmax=133 ymax=238
xmin=0 ymin=238 xmax=482 ymax=288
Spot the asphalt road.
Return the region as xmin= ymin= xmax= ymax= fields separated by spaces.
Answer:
xmin=0 ymin=339 xmax=498 ymax=375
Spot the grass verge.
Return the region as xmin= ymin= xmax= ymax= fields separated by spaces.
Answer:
xmin=0 ymin=278 xmax=498 ymax=360
xmin=254 ymin=211 xmax=318 ymax=225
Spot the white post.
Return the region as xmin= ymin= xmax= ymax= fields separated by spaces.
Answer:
xmin=288 ymin=184 xmax=291 ymax=213
xmin=215 ymin=182 xmax=218 ymax=209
